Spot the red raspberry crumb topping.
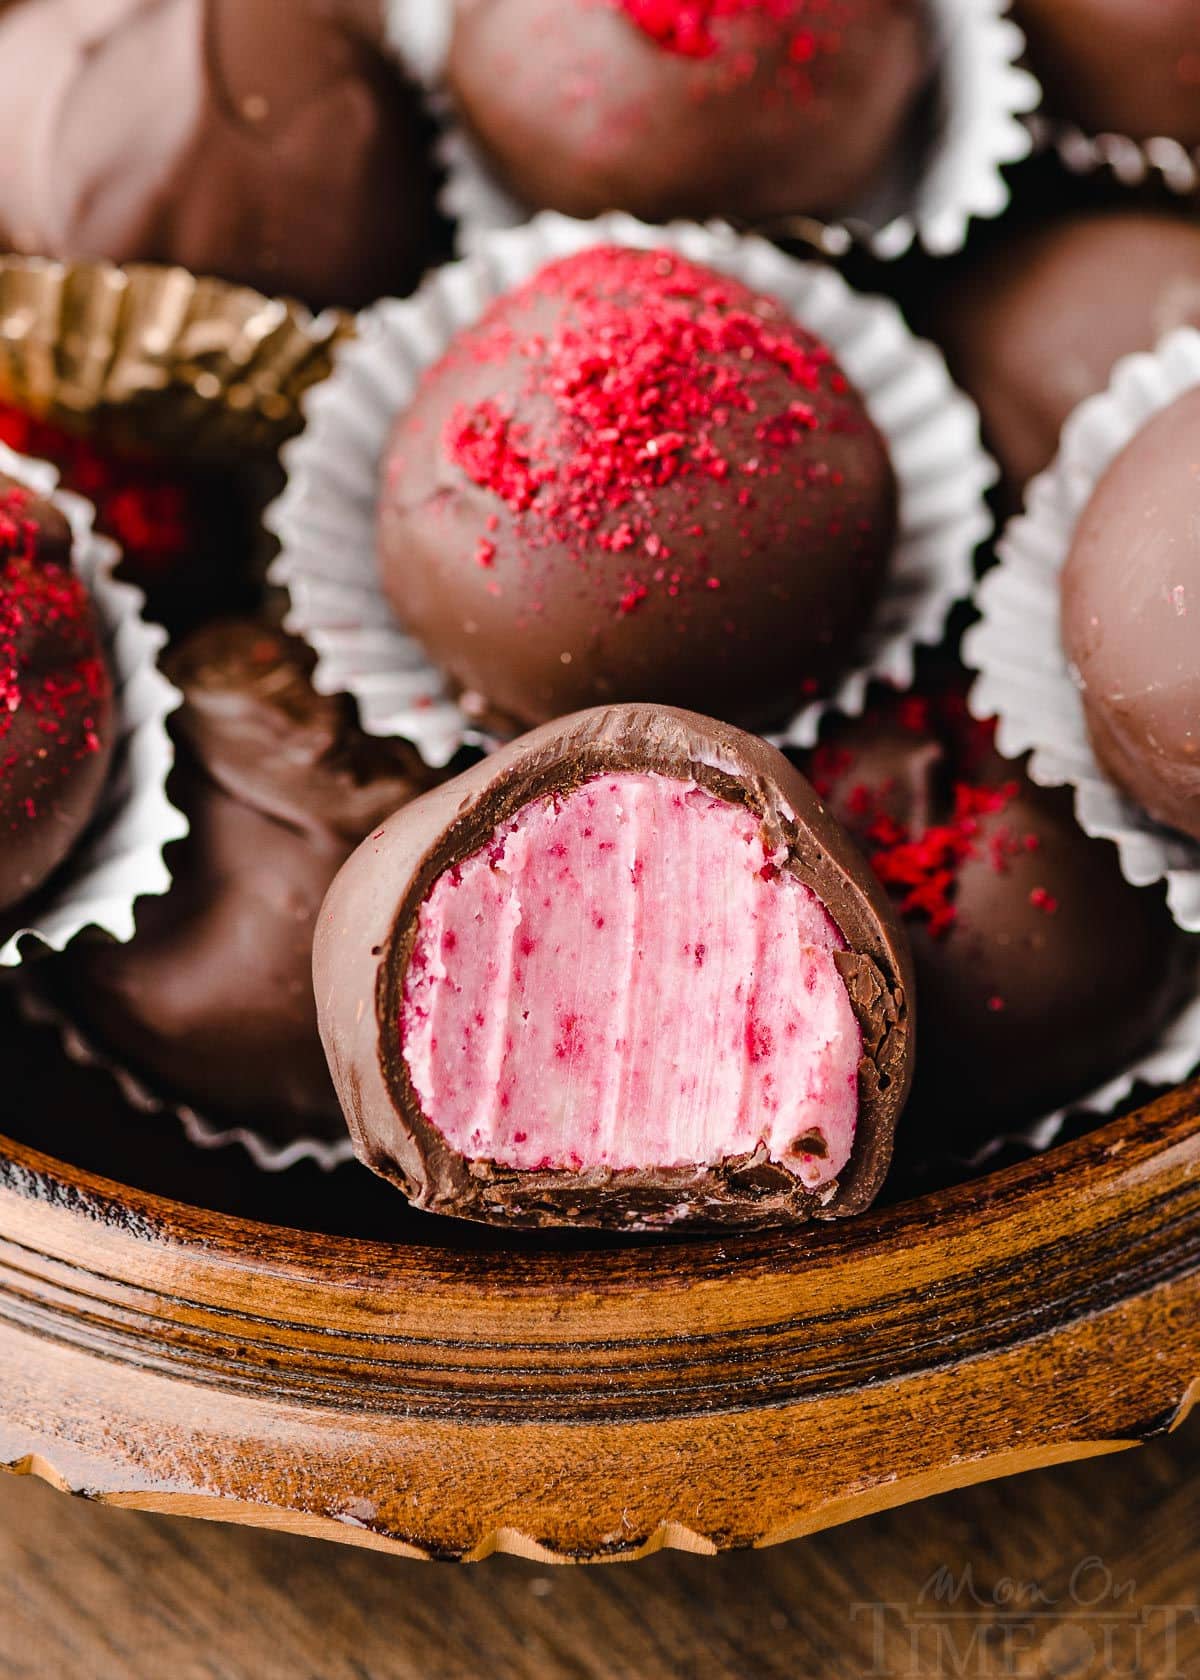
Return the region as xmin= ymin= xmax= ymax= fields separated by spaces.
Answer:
xmin=443 ymin=246 xmax=871 ymax=616
xmin=811 ymin=692 xmax=1052 ymax=941
xmin=0 ymin=485 xmax=110 ymax=814
xmin=613 ymin=0 xmax=859 ymax=69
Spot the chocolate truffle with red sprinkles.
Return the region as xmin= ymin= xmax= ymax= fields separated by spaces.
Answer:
xmin=447 ymin=0 xmax=929 ymax=225
xmin=0 ymin=473 xmax=114 ymax=918
xmin=315 ymin=703 xmax=913 ymax=1229
xmin=379 ymin=245 xmax=898 ymax=731
xmin=806 ymin=689 xmax=1192 ymax=1132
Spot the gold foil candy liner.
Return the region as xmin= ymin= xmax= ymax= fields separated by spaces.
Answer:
xmin=0 ymin=255 xmax=353 ymax=459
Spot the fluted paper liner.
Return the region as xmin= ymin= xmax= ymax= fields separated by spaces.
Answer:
xmin=268 ymin=211 xmax=994 ymax=769
xmin=0 ymin=444 xmax=186 ymax=967
xmin=0 ymin=255 xmax=348 ymax=460
xmin=16 ymin=983 xmax=355 ymax=1174
xmin=965 ymin=327 xmax=1200 ymax=934
xmin=387 ymin=0 xmax=1039 ymax=262
xmin=1029 ymin=113 xmax=1200 ymax=199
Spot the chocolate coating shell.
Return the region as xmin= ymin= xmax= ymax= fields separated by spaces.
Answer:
xmin=1013 ymin=0 xmax=1200 ymax=147
xmin=447 ymin=0 xmax=929 ymax=225
xmin=56 ymin=621 xmax=431 ymax=1139
xmin=379 ymin=246 xmax=897 ymax=732
xmin=933 ymin=212 xmax=1200 ymax=504
xmin=1062 ymin=387 xmax=1200 ymax=842
xmin=0 ymin=0 xmax=440 ymax=310
xmin=315 ymin=704 xmax=914 ymax=1230
xmin=0 ymin=474 xmax=114 ymax=918
xmin=811 ymin=709 xmax=1192 ymax=1132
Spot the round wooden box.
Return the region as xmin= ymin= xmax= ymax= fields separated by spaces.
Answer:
xmin=1 ymin=254 xmax=1196 ymax=1565
xmin=3 ymin=991 xmax=1198 ymax=1565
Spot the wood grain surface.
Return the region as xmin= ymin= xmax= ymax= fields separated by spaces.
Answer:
xmin=2 ymin=991 xmax=1200 ymax=1564
xmin=2 ymin=1413 xmax=1199 ymax=1679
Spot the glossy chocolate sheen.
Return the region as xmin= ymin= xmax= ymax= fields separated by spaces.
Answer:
xmin=1062 ymin=388 xmax=1200 ymax=842
xmin=447 ymin=0 xmax=929 ymax=225
xmin=933 ymin=212 xmax=1200 ymax=503
xmin=0 ymin=0 xmax=440 ymax=310
xmin=56 ymin=620 xmax=431 ymax=1139
xmin=809 ymin=703 xmax=1193 ymax=1132
xmin=1014 ymin=0 xmax=1200 ymax=146
xmin=379 ymin=245 xmax=897 ymax=732
xmin=0 ymin=473 xmax=114 ymax=918
xmin=315 ymin=705 xmax=914 ymax=1230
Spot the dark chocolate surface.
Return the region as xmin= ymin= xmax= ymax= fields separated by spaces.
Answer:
xmin=1062 ymin=387 xmax=1200 ymax=843
xmin=0 ymin=0 xmax=441 ymax=309
xmin=1014 ymin=0 xmax=1200 ymax=147
xmin=447 ymin=0 xmax=929 ymax=226
xmin=315 ymin=704 xmax=915 ymax=1230
xmin=379 ymin=245 xmax=897 ymax=734
xmin=0 ymin=472 xmax=114 ymax=918
xmin=805 ymin=693 xmax=1194 ymax=1136
xmin=932 ymin=211 xmax=1200 ymax=504
xmin=54 ymin=620 xmax=432 ymax=1140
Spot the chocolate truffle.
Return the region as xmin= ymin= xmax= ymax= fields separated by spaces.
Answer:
xmin=807 ymin=691 xmax=1191 ymax=1131
xmin=1013 ymin=0 xmax=1200 ymax=147
xmin=933 ymin=212 xmax=1200 ymax=503
xmin=1062 ymin=387 xmax=1200 ymax=842
xmin=55 ymin=621 xmax=432 ymax=1141
xmin=379 ymin=245 xmax=897 ymax=732
xmin=0 ymin=474 xmax=114 ymax=917
xmin=315 ymin=704 xmax=914 ymax=1229
xmin=0 ymin=0 xmax=440 ymax=310
xmin=447 ymin=0 xmax=929 ymax=225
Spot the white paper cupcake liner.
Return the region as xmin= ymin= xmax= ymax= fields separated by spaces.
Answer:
xmin=267 ymin=211 xmax=994 ymax=769
xmin=964 ymin=327 xmax=1200 ymax=934
xmin=387 ymin=0 xmax=1039 ymax=262
xmin=1028 ymin=113 xmax=1200 ymax=198
xmin=0 ymin=444 xmax=185 ymax=968
xmin=16 ymin=981 xmax=356 ymax=1174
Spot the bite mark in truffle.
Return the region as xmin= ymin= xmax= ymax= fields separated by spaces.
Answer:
xmin=315 ymin=704 xmax=914 ymax=1229
xmin=401 ymin=772 xmax=861 ymax=1188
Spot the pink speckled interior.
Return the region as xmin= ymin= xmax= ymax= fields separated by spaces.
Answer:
xmin=400 ymin=772 xmax=861 ymax=1189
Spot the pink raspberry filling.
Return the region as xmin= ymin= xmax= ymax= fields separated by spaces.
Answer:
xmin=400 ymin=772 xmax=861 ymax=1188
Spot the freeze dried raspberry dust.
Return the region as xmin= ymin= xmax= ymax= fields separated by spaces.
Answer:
xmin=440 ymin=245 xmax=874 ymax=611
xmin=809 ymin=696 xmax=1054 ymax=941
xmin=0 ymin=475 xmax=114 ymax=912
xmin=0 ymin=486 xmax=109 ymax=764
xmin=613 ymin=0 xmax=866 ymax=68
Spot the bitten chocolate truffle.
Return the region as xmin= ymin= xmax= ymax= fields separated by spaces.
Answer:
xmin=56 ymin=621 xmax=431 ymax=1141
xmin=933 ymin=212 xmax=1200 ymax=502
xmin=379 ymin=245 xmax=897 ymax=732
xmin=448 ymin=0 xmax=929 ymax=225
xmin=807 ymin=690 xmax=1192 ymax=1131
xmin=315 ymin=705 xmax=914 ymax=1229
xmin=0 ymin=0 xmax=440 ymax=310
xmin=1062 ymin=387 xmax=1200 ymax=842
xmin=1013 ymin=0 xmax=1200 ymax=147
xmin=0 ymin=475 xmax=114 ymax=917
